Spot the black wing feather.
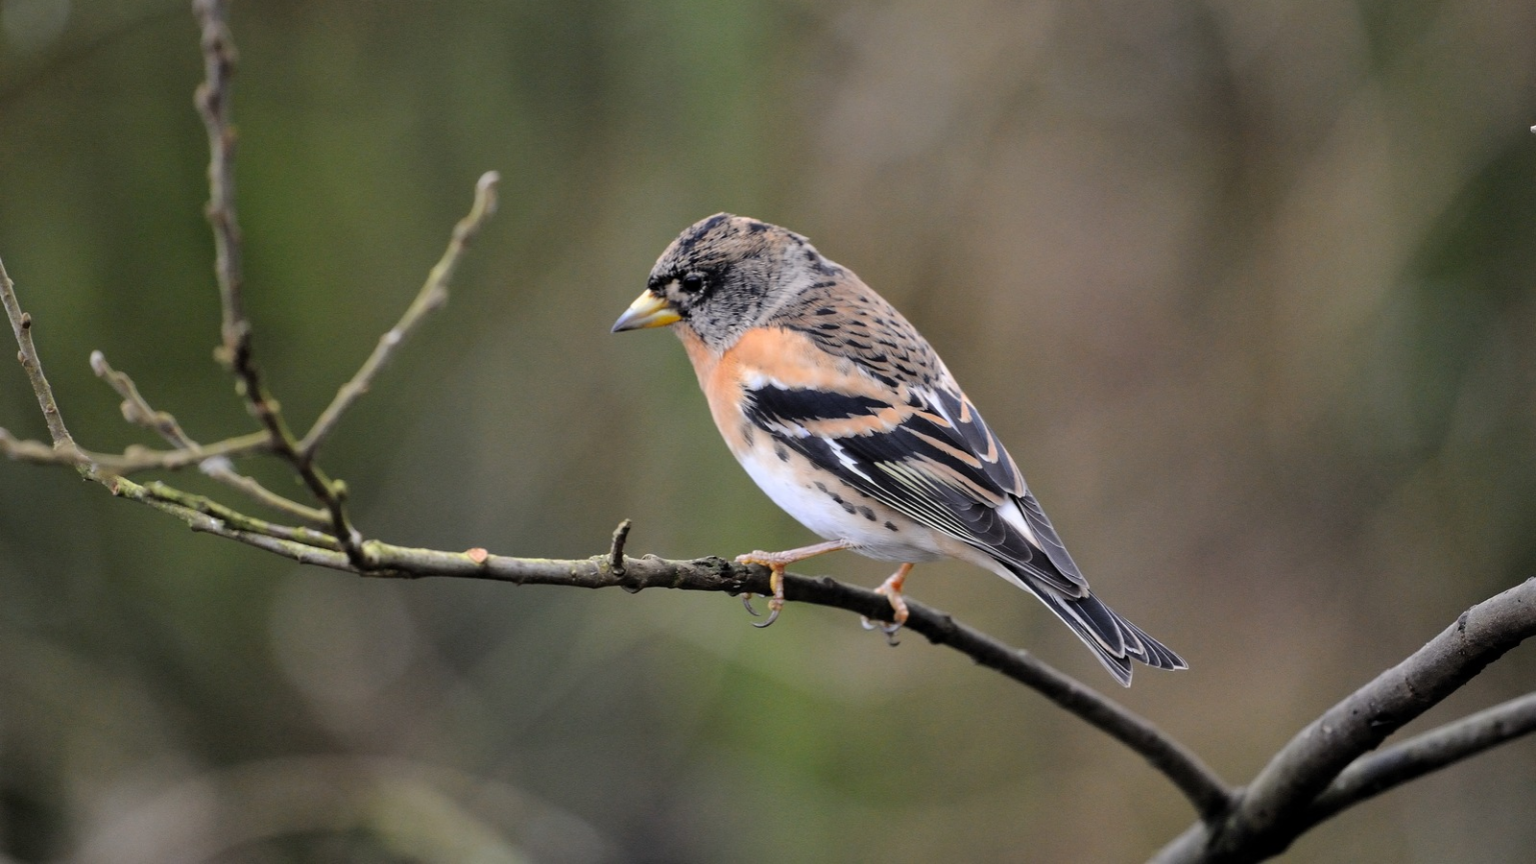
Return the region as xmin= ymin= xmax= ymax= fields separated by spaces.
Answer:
xmin=744 ymin=383 xmax=1086 ymax=595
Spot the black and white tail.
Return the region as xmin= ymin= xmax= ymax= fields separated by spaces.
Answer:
xmin=1028 ymin=586 xmax=1187 ymax=687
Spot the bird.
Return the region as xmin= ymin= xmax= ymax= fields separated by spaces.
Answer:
xmin=611 ymin=213 xmax=1185 ymax=685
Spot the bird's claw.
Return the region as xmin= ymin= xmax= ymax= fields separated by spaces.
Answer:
xmin=751 ymin=598 xmax=783 ymax=628
xmin=737 ymin=556 xmax=787 ymax=628
xmin=860 ymin=615 xmax=902 ymax=645
xmin=733 ymin=541 xmax=861 ymax=629
xmin=861 ymin=563 xmax=912 ymax=645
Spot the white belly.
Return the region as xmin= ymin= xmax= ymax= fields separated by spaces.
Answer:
xmin=734 ymin=441 xmax=947 ymax=563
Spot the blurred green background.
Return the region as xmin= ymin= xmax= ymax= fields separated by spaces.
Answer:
xmin=2 ymin=1 xmax=1534 ymax=861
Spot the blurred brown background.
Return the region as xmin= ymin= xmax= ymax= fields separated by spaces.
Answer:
xmin=1 ymin=1 xmax=1534 ymax=861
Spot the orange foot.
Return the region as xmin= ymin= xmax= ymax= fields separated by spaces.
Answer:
xmin=735 ymin=539 xmax=853 ymax=628
xmin=861 ymin=562 xmax=913 ymax=645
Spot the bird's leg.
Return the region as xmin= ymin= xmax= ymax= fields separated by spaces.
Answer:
xmin=861 ymin=562 xmax=913 ymax=644
xmin=735 ymin=539 xmax=853 ymax=628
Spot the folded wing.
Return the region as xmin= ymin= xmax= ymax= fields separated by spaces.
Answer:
xmin=742 ymin=368 xmax=1185 ymax=682
xmin=743 ymin=376 xmax=1087 ymax=595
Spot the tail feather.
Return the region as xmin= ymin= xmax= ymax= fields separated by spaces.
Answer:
xmin=1121 ymin=615 xmax=1188 ymax=672
xmin=1030 ymin=587 xmax=1187 ymax=687
xmin=1062 ymin=584 xmax=1127 ymax=658
xmin=993 ymin=543 xmax=1186 ymax=685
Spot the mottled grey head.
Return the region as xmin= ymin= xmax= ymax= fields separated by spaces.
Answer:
xmin=611 ymin=213 xmax=840 ymax=349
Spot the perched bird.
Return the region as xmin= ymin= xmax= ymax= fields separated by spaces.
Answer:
xmin=612 ymin=214 xmax=1185 ymax=685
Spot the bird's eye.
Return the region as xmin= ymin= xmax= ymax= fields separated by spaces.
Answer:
xmin=679 ymin=273 xmax=705 ymax=294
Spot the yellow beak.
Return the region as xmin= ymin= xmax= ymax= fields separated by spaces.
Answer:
xmin=611 ymin=289 xmax=681 ymax=332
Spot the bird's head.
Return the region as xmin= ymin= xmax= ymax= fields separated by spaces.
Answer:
xmin=611 ymin=213 xmax=838 ymax=349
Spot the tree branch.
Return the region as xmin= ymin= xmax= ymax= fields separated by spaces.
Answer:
xmin=193 ymin=0 xmax=367 ymax=565
xmin=95 ymin=471 xmax=1231 ymax=818
xmin=0 ymin=425 xmax=270 ymax=474
xmin=1 ymin=255 xmax=84 ymax=469
xmin=1299 ymin=690 xmax=1536 ymax=829
xmin=192 ymin=0 xmax=246 ymax=365
xmin=90 ymin=349 xmax=324 ymax=522
xmin=197 ymin=456 xmax=331 ymax=525
xmin=1151 ymin=576 xmax=1536 ymax=863
xmin=135 ymin=480 xmax=343 ymax=551
xmin=91 ymin=349 xmax=202 ymax=448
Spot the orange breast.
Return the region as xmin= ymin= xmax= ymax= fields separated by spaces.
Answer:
xmin=678 ymin=326 xmax=904 ymax=454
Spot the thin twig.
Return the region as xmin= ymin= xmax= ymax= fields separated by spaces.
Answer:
xmin=193 ymin=0 xmax=365 ymax=564
xmin=196 ymin=457 xmax=331 ymax=524
xmin=91 ymin=349 xmax=198 ymax=446
xmin=193 ymin=0 xmax=245 ymax=363
xmin=0 ymin=255 xmax=84 ymax=471
xmin=140 ymin=481 xmax=342 ymax=550
xmin=0 ymin=427 xmax=269 ymax=473
xmin=608 ymin=518 xmax=632 ymax=578
xmin=191 ymin=4 xmax=502 ymax=563
xmin=90 ymin=349 xmax=324 ymax=522
xmin=120 ymin=484 xmax=367 ymax=570
xmin=0 ymin=429 xmax=60 ymax=462
xmin=298 ymin=171 xmax=500 ymax=460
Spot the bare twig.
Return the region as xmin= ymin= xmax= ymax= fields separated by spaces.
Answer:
xmin=608 ymin=518 xmax=632 ymax=578
xmin=297 ymin=465 xmax=363 ymax=567
xmin=190 ymin=2 xmax=500 ymax=565
xmin=0 ymin=428 xmax=73 ymax=463
xmin=0 ymin=263 xmax=267 ymax=479
xmin=90 ymin=349 xmax=324 ymax=522
xmin=0 ymin=426 xmax=269 ymax=473
xmin=91 ymin=349 xmax=202 ymax=446
xmin=193 ymin=0 xmax=365 ymax=563
xmin=192 ymin=0 xmax=245 ymax=363
xmin=196 ymin=457 xmax=330 ymax=524
xmin=139 ymin=480 xmax=343 ymax=550
xmin=119 ymin=482 xmax=363 ymax=570
xmin=1300 ymin=690 xmax=1536 ymax=829
xmin=1151 ymin=577 xmax=1536 ymax=864
xmin=1 ymin=255 xmax=83 ymax=469
xmin=299 ymin=171 xmax=501 ymax=460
